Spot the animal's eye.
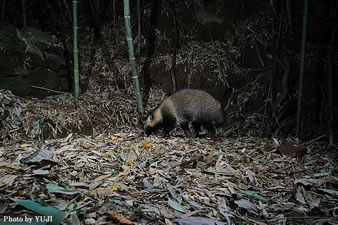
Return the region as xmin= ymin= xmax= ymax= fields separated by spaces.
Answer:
xmin=150 ymin=115 xmax=153 ymax=120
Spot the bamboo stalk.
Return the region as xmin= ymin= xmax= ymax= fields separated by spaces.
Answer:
xmin=73 ymin=0 xmax=79 ymax=102
xmin=328 ymin=1 xmax=337 ymax=145
xmin=123 ymin=0 xmax=144 ymax=113
xmin=296 ymin=0 xmax=308 ymax=141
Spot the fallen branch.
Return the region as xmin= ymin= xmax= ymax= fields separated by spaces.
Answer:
xmin=30 ymin=85 xmax=67 ymax=94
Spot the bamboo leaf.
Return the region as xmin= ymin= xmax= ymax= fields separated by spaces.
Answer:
xmin=168 ymin=198 xmax=185 ymax=213
xmin=11 ymin=198 xmax=65 ymax=225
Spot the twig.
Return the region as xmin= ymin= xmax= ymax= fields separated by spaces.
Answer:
xmin=254 ymin=43 xmax=264 ymax=67
xmin=30 ymin=85 xmax=67 ymax=94
xmin=268 ymin=0 xmax=277 ymax=19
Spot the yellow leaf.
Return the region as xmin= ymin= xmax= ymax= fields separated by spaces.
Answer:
xmin=125 ymin=160 xmax=134 ymax=166
xmin=102 ymin=152 xmax=115 ymax=157
xmin=111 ymin=183 xmax=121 ymax=191
xmin=143 ymin=141 xmax=152 ymax=148
xmin=90 ymin=146 xmax=97 ymax=150
xmin=111 ymin=136 xmax=117 ymax=141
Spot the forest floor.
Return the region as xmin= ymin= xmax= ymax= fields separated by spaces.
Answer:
xmin=0 ymin=88 xmax=337 ymax=225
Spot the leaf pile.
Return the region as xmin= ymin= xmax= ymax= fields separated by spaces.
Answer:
xmin=0 ymin=85 xmax=159 ymax=143
xmin=0 ymin=127 xmax=337 ymax=224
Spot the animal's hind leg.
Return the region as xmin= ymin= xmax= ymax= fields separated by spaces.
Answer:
xmin=192 ymin=122 xmax=201 ymax=137
xmin=203 ymin=123 xmax=216 ymax=140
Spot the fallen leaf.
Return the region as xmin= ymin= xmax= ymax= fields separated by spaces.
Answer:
xmin=295 ymin=192 xmax=306 ymax=204
xmin=319 ymin=188 xmax=338 ymax=196
xmin=125 ymin=160 xmax=134 ymax=166
xmin=143 ymin=141 xmax=152 ymax=148
xmin=176 ymin=217 xmax=226 ymax=225
xmin=94 ymin=174 xmax=111 ymax=182
xmin=0 ymin=175 xmax=18 ymax=187
xmin=294 ymin=178 xmax=326 ymax=186
xmin=25 ymin=149 xmax=54 ymax=164
xmin=11 ymin=198 xmax=65 ymax=225
xmin=0 ymin=162 xmax=25 ymax=170
xmin=111 ymin=136 xmax=117 ymax=141
xmin=234 ymin=199 xmax=259 ymax=215
xmin=111 ymin=183 xmax=121 ymax=191
xmin=90 ymin=187 xmax=113 ymax=198
xmin=168 ymin=198 xmax=185 ymax=213
xmin=32 ymin=169 xmax=49 ymax=175
xmin=109 ymin=211 xmax=133 ymax=225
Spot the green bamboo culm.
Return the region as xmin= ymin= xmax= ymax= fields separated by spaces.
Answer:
xmin=73 ymin=0 xmax=80 ymax=102
xmin=123 ymin=0 xmax=144 ymax=113
xmin=296 ymin=0 xmax=308 ymax=141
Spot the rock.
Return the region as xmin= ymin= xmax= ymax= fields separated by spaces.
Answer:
xmin=0 ymin=25 xmax=26 ymax=53
xmin=28 ymin=68 xmax=60 ymax=97
xmin=60 ymin=76 xmax=70 ymax=91
xmin=13 ymin=66 xmax=32 ymax=76
xmin=0 ymin=51 xmax=23 ymax=74
xmin=0 ymin=76 xmax=31 ymax=96
xmin=0 ymin=25 xmax=70 ymax=98
xmin=26 ymin=52 xmax=47 ymax=69
xmin=46 ymin=53 xmax=66 ymax=71
xmin=22 ymin=26 xmax=54 ymax=51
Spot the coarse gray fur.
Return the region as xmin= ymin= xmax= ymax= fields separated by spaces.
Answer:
xmin=144 ymin=89 xmax=226 ymax=139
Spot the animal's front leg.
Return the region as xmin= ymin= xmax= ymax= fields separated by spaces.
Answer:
xmin=160 ymin=124 xmax=176 ymax=137
xmin=160 ymin=116 xmax=177 ymax=137
xmin=191 ymin=122 xmax=201 ymax=137
xmin=181 ymin=123 xmax=192 ymax=137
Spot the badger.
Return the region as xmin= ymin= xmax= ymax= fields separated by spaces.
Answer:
xmin=144 ymin=89 xmax=228 ymax=139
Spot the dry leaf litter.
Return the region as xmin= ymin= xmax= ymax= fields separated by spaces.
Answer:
xmin=1 ymin=88 xmax=337 ymax=225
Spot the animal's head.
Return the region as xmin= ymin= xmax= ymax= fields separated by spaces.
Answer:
xmin=144 ymin=110 xmax=162 ymax=136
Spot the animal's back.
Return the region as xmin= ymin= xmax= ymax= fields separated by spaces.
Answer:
xmin=164 ymin=89 xmax=224 ymax=126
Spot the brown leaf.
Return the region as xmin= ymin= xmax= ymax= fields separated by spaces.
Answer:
xmin=109 ymin=211 xmax=134 ymax=225
xmin=94 ymin=174 xmax=111 ymax=182
xmin=89 ymin=187 xmax=113 ymax=198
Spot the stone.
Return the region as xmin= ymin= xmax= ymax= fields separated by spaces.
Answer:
xmin=0 ymin=25 xmax=26 ymax=53
xmin=22 ymin=26 xmax=54 ymax=51
xmin=0 ymin=50 xmax=23 ymax=74
xmin=0 ymin=76 xmax=31 ymax=96
xmin=46 ymin=53 xmax=66 ymax=71
xmin=28 ymin=68 xmax=60 ymax=90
